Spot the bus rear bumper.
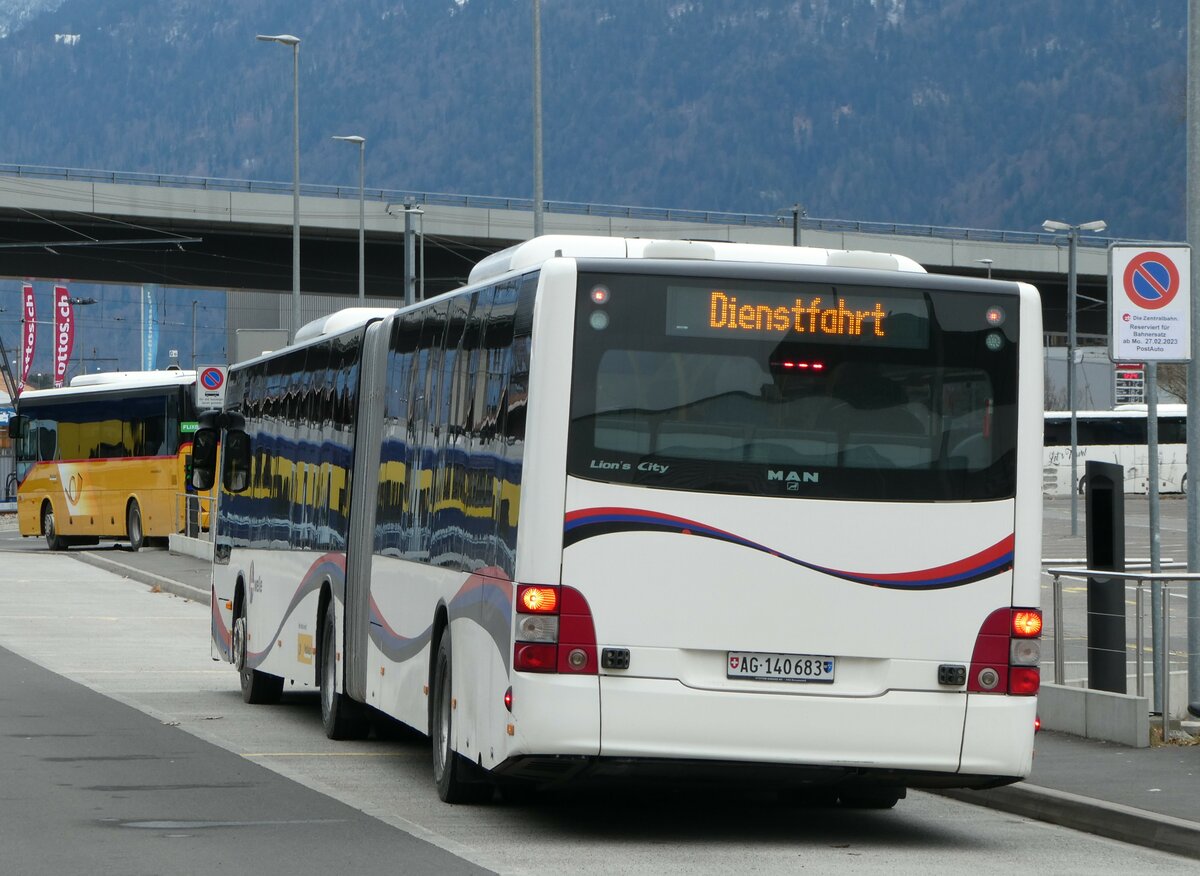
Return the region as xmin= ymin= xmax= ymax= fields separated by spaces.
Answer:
xmin=499 ymin=676 xmax=1032 ymax=788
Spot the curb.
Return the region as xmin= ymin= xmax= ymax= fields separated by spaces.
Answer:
xmin=72 ymin=551 xmax=210 ymax=605
xmin=938 ymin=783 xmax=1200 ymax=860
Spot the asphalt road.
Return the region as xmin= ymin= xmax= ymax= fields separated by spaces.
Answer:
xmin=0 ymin=525 xmax=1197 ymax=874
xmin=0 ymin=633 xmax=485 ymax=875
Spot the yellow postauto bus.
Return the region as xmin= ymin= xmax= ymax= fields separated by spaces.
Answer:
xmin=10 ymin=370 xmax=205 ymax=551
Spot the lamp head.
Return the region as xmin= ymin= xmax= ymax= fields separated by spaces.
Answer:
xmin=1042 ymin=220 xmax=1070 ymax=233
xmin=332 ymin=135 xmax=366 ymax=145
xmin=256 ymin=33 xmax=300 ymax=46
xmin=1078 ymin=220 xmax=1107 ymax=233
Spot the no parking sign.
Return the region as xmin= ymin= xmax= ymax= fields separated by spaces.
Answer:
xmin=196 ymin=364 xmax=228 ymax=410
xmin=1109 ymin=245 xmax=1191 ymax=362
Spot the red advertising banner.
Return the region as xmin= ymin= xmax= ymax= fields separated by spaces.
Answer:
xmin=53 ymin=285 xmax=74 ymax=388
xmin=18 ymin=283 xmax=36 ymax=392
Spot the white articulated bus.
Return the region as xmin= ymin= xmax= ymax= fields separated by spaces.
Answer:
xmin=1042 ymin=405 xmax=1187 ymax=496
xmin=195 ymin=235 xmax=1044 ymax=807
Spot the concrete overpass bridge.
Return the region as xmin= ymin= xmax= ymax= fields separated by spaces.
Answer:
xmin=0 ymin=163 xmax=1128 ymax=348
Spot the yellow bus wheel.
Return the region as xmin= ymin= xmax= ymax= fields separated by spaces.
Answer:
xmin=42 ymin=504 xmax=67 ymax=552
xmin=126 ymin=500 xmax=145 ymax=552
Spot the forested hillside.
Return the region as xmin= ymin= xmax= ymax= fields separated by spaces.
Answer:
xmin=0 ymin=0 xmax=1187 ymax=240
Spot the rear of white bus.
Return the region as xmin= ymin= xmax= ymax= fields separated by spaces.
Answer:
xmin=503 ymin=258 xmax=1043 ymax=796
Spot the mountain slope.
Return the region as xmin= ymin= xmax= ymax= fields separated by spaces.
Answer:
xmin=0 ymin=0 xmax=1186 ymax=240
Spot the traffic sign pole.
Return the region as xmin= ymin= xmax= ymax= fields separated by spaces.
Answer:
xmin=1188 ymin=0 xmax=1200 ymax=720
xmin=196 ymin=365 xmax=228 ymax=411
xmin=1110 ymin=244 xmax=1192 ymax=714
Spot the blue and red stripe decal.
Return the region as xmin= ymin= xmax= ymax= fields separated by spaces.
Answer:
xmin=564 ymin=507 xmax=1012 ymax=590
xmin=368 ymin=570 xmax=513 ymax=669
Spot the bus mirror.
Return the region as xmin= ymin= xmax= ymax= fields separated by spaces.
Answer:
xmin=7 ymin=414 xmax=27 ymax=440
xmin=222 ymin=429 xmax=252 ymax=494
xmin=191 ymin=428 xmax=219 ymax=491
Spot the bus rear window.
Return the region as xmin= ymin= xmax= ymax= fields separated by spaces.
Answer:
xmin=567 ymin=272 xmax=1020 ymax=502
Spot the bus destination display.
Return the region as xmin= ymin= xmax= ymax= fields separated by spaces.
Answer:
xmin=665 ymin=284 xmax=929 ymax=348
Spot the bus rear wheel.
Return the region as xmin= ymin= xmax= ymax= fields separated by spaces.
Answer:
xmin=839 ymin=786 xmax=904 ymax=809
xmin=233 ymin=607 xmax=283 ymax=705
xmin=42 ymin=504 xmax=67 ymax=551
xmin=431 ymin=631 xmax=491 ymax=804
xmin=126 ymin=500 xmax=145 ymax=552
xmin=319 ymin=606 xmax=369 ymax=740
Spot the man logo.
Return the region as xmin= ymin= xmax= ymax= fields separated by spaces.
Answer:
xmin=767 ymin=469 xmax=820 ymax=486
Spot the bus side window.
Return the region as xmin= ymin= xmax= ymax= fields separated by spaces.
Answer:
xmin=1044 ymin=419 xmax=1069 ymax=447
xmin=1160 ymin=416 xmax=1187 ymax=445
xmin=37 ymin=420 xmax=59 ymax=462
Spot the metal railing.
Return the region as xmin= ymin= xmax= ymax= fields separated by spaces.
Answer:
xmin=175 ymin=491 xmax=213 ymax=541
xmin=1044 ymin=565 xmax=1200 ymax=741
xmin=0 ymin=161 xmax=1133 ymax=248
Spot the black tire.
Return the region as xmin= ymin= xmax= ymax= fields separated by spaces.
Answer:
xmin=780 ymin=786 xmax=839 ymax=808
xmin=126 ymin=500 xmax=145 ymax=552
xmin=43 ymin=504 xmax=67 ymax=551
xmin=838 ymin=786 xmax=904 ymax=809
xmin=496 ymin=780 xmax=538 ymax=806
xmin=320 ymin=606 xmax=370 ymax=740
xmin=431 ymin=632 xmax=491 ymax=804
xmin=233 ymin=606 xmax=283 ymax=705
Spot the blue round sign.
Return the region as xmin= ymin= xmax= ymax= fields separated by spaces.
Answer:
xmin=200 ymin=367 xmax=224 ymax=390
xmin=1123 ymin=251 xmax=1181 ymax=311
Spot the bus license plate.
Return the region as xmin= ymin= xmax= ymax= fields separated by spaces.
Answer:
xmin=727 ymin=651 xmax=835 ymax=683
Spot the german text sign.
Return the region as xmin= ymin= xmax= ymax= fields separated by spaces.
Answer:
xmin=1109 ymin=245 xmax=1191 ymax=362
xmin=196 ymin=365 xmax=228 ymax=410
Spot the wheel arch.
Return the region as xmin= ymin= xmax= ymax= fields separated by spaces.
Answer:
xmin=125 ymin=494 xmax=143 ymax=525
xmin=232 ymin=574 xmax=246 ymax=621
xmin=428 ymin=602 xmax=451 ymax=727
xmin=316 ymin=578 xmax=334 ymax=688
xmin=39 ymin=498 xmax=54 ymax=536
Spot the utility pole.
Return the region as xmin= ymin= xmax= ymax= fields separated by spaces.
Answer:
xmin=532 ymin=0 xmax=544 ymax=237
xmin=0 ymin=324 xmax=16 ymax=402
xmin=1186 ymin=0 xmax=1200 ymax=719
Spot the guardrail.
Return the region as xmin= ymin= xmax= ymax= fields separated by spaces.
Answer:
xmin=0 ymin=161 xmax=1130 ymax=249
xmin=1044 ymin=565 xmax=1200 ymax=741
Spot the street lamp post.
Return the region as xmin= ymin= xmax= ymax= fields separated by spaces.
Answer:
xmin=386 ymin=201 xmax=426 ymax=306
xmin=976 ymin=258 xmax=994 ymax=279
xmin=1042 ymin=218 xmax=1108 ymax=536
xmin=69 ymin=296 xmax=96 ymax=381
xmin=257 ymin=33 xmax=302 ymax=341
xmin=332 ymin=135 xmax=366 ymax=302
xmin=532 ymin=0 xmax=544 ymax=237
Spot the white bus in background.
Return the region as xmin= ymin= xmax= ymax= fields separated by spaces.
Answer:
xmin=195 ymin=235 xmax=1044 ymax=808
xmin=1042 ymin=405 xmax=1187 ymax=496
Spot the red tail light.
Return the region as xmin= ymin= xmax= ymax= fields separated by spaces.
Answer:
xmin=968 ymin=607 xmax=1041 ymax=696
xmin=513 ymin=584 xmax=598 ymax=675
xmin=514 ymin=643 xmax=557 ymax=673
xmin=1010 ymin=667 xmax=1040 ymax=696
